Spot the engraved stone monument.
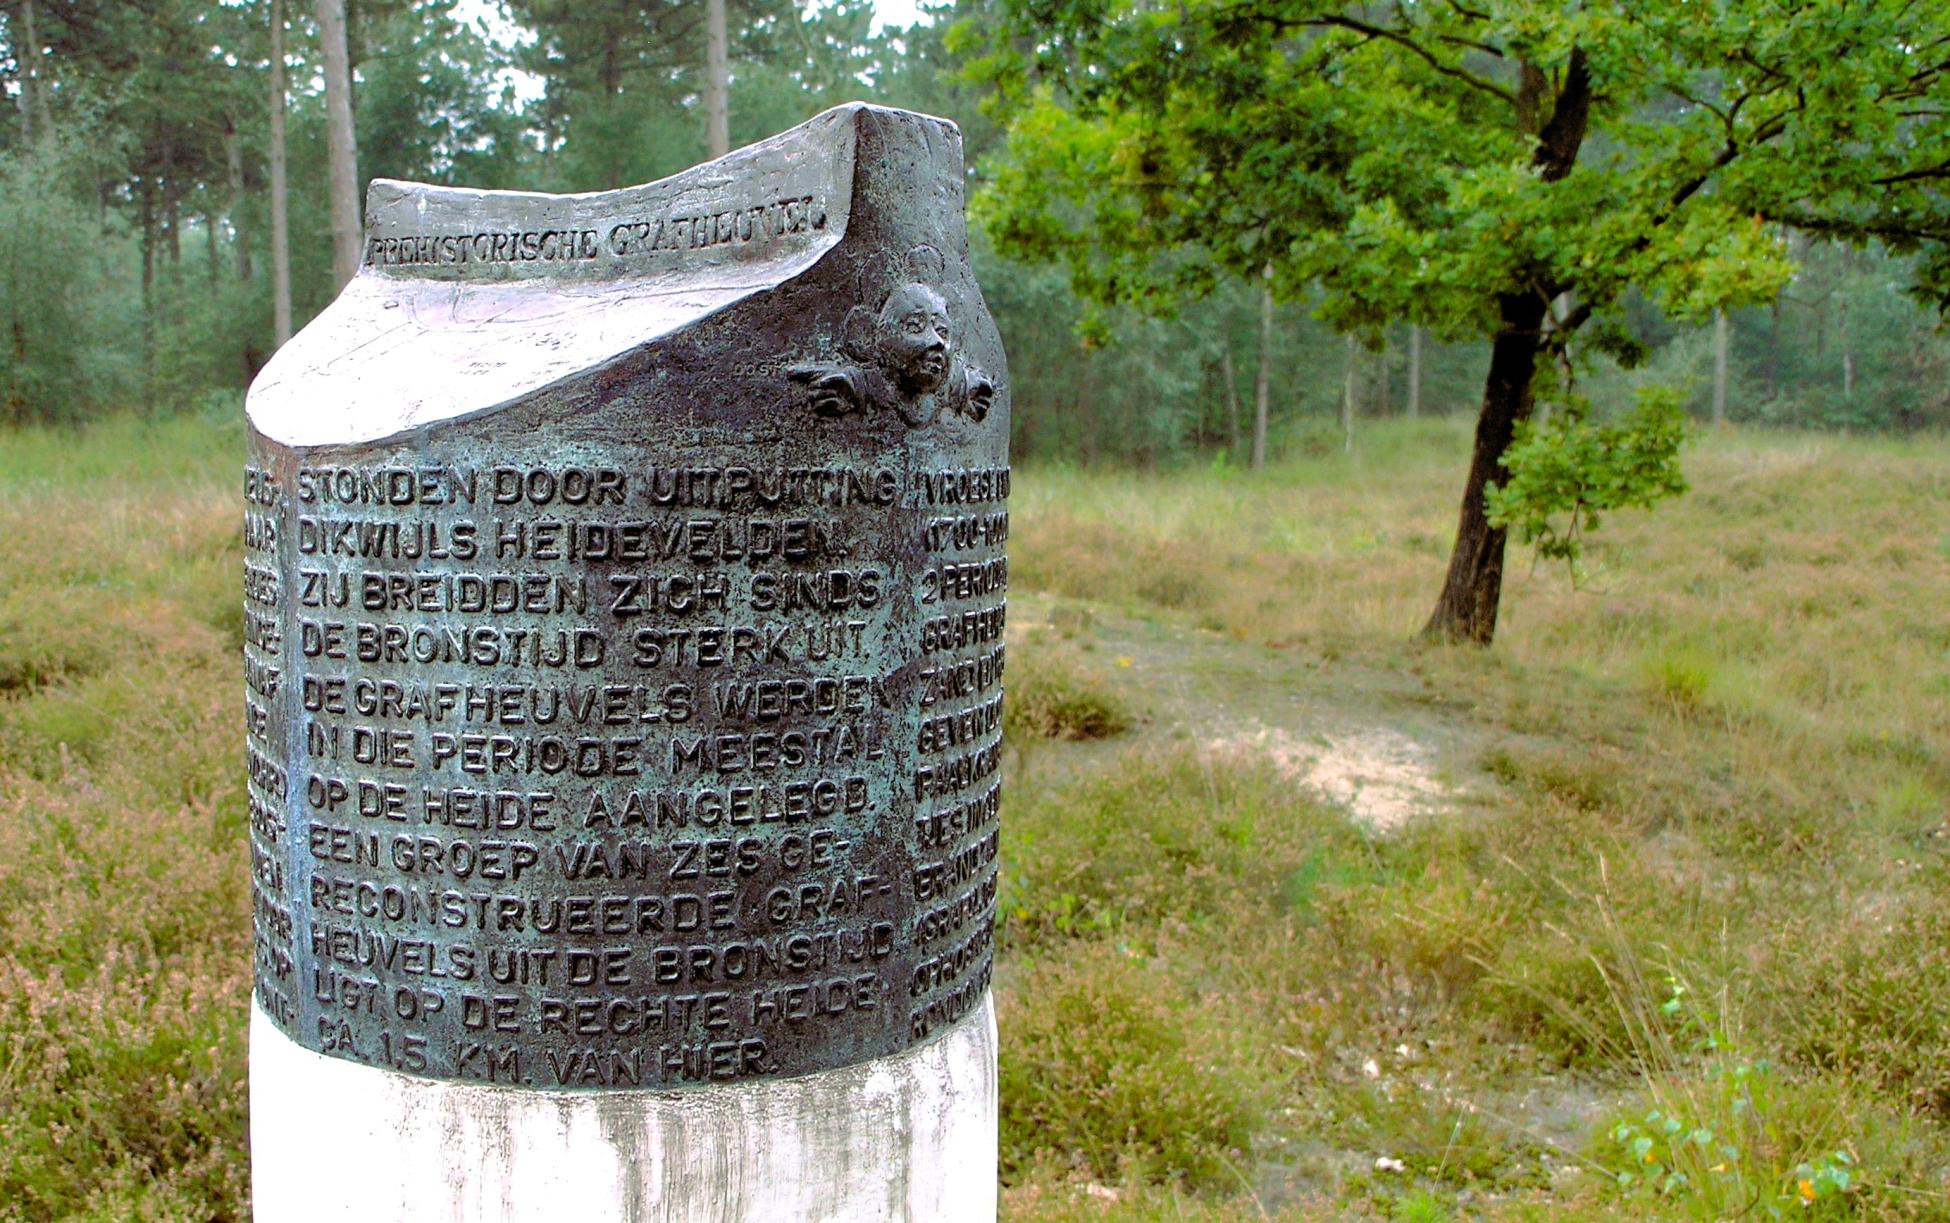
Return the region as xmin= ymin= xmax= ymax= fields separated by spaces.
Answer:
xmin=243 ymin=104 xmax=1005 ymax=1221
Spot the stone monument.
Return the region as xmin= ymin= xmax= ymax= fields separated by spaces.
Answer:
xmin=242 ymin=104 xmax=1006 ymax=1221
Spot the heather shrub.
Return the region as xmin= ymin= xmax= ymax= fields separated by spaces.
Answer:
xmin=2 ymin=416 xmax=1948 ymax=1221
xmin=1004 ymin=633 xmax=1134 ymax=742
xmin=1000 ymin=749 xmax=1358 ymax=952
xmin=1783 ymin=881 xmax=1950 ymax=1119
xmin=0 ymin=417 xmax=250 ymax=1220
xmin=999 ymin=942 xmax=1270 ymax=1188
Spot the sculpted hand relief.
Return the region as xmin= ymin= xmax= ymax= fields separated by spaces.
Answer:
xmin=243 ymin=105 xmax=1004 ymax=1223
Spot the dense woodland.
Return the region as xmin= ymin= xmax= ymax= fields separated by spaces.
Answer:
xmin=1 ymin=0 xmax=1947 ymax=457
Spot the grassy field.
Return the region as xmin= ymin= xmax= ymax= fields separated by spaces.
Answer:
xmin=1 ymin=412 xmax=1947 ymax=1219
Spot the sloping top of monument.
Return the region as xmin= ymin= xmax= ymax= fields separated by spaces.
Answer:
xmin=247 ymin=103 xmax=966 ymax=448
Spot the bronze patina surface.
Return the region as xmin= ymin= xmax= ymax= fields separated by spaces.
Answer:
xmin=242 ymin=105 xmax=1007 ymax=1088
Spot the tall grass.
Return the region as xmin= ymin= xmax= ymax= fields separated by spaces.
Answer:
xmin=0 ymin=413 xmax=249 ymax=1220
xmin=1 ymin=414 xmax=1946 ymax=1220
xmin=1001 ymin=420 xmax=1950 ymax=1217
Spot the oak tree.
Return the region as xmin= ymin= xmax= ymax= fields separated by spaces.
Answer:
xmin=966 ymin=0 xmax=1950 ymax=641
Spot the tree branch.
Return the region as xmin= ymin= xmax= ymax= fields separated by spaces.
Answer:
xmin=1768 ymin=211 xmax=1950 ymax=244
xmin=1873 ymin=158 xmax=1950 ymax=186
xmin=1666 ymin=85 xmax=1730 ymax=130
xmin=1305 ymin=13 xmax=1517 ymax=106
xmin=1533 ymin=47 xmax=1590 ymax=180
xmin=1550 ymin=300 xmax=1594 ymax=333
xmin=1437 ymin=32 xmax=1505 ymax=57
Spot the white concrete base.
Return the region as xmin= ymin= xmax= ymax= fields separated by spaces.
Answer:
xmin=250 ymin=996 xmax=996 ymax=1222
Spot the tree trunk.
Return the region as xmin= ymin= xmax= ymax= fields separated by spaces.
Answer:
xmin=1375 ymin=334 xmax=1390 ymax=417
xmin=1421 ymin=291 xmax=1548 ymax=644
xmin=1340 ymin=333 xmax=1357 ymax=452
xmin=1077 ymin=351 xmax=1098 ymax=464
xmin=1766 ymin=297 xmax=1782 ymax=399
xmin=1251 ymin=277 xmax=1271 ymax=469
xmin=163 ymin=161 xmax=181 ymax=268
xmin=206 ymin=209 xmax=220 ymax=282
xmin=17 ymin=0 xmax=49 ymax=146
xmin=1421 ymin=47 xmax=1590 ymax=645
xmin=1813 ymin=245 xmax=1828 ymax=361
xmin=270 ymin=0 xmax=293 ymax=344
xmin=140 ymin=183 xmax=156 ymax=392
xmin=1407 ymin=324 xmax=1422 ymax=419
xmin=1838 ymin=247 xmax=1856 ymax=401
xmin=537 ymin=102 xmax=556 ymax=180
xmin=11 ymin=45 xmax=28 ymax=147
xmin=599 ymin=25 xmax=623 ymax=188
xmin=1220 ymin=340 xmax=1242 ymax=458
xmin=225 ymin=115 xmax=253 ymax=284
xmin=318 ymin=0 xmax=362 ymax=288
xmin=705 ymin=0 xmax=730 ymax=158
xmin=1712 ymin=307 xmax=1728 ymax=426
xmin=140 ymin=188 xmax=155 ymax=301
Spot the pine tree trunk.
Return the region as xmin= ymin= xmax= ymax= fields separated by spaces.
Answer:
xmin=140 ymin=184 xmax=156 ymax=392
xmin=11 ymin=51 xmax=28 ymax=147
xmin=318 ymin=0 xmax=362 ymax=288
xmin=270 ymin=0 xmax=293 ymax=344
xmin=140 ymin=188 xmax=155 ymax=302
xmin=1407 ymin=324 xmax=1422 ymax=419
xmin=17 ymin=0 xmax=48 ymax=146
xmin=17 ymin=0 xmax=39 ymax=146
xmin=1712 ymin=307 xmax=1728 ymax=426
xmin=1078 ymin=351 xmax=1098 ymax=465
xmin=1251 ymin=278 xmax=1271 ymax=469
xmin=1421 ymin=291 xmax=1548 ymax=644
xmin=705 ymin=0 xmax=730 ymax=158
xmin=1375 ymin=334 xmax=1390 ymax=417
xmin=1765 ymin=294 xmax=1781 ymax=400
xmin=226 ymin=116 xmax=253 ymax=284
xmin=1340 ymin=334 xmax=1357 ymax=453
xmin=1220 ymin=340 xmax=1242 ymax=458
xmin=164 ymin=162 xmax=181 ymax=268
xmin=600 ymin=27 xmax=623 ymax=188
xmin=1839 ymin=247 xmax=1856 ymax=401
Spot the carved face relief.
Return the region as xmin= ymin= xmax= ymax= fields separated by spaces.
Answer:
xmin=877 ymin=283 xmax=952 ymax=396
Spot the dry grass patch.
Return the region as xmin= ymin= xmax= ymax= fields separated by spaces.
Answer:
xmin=4 ymin=414 xmax=1950 ymax=1220
xmin=0 ymin=415 xmax=250 ymax=1221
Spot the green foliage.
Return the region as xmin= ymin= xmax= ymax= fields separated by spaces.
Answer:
xmin=1000 ymin=943 xmax=1269 ymax=1187
xmin=1485 ymin=388 xmax=1691 ymax=579
xmin=0 ymin=137 xmax=140 ymax=424
xmin=506 ymin=0 xmax=798 ymax=192
xmin=1589 ymin=976 xmax=1867 ymax=1220
xmin=963 ymin=0 xmax=1950 ymax=633
xmin=1636 ymin=643 xmax=1721 ymax=714
xmin=963 ymin=0 xmax=1882 ymax=335
xmin=3 ymin=0 xmax=1950 ymax=451
xmin=997 ymin=749 xmax=1346 ymax=1187
xmin=1001 ymin=749 xmax=1360 ymax=953
xmin=356 ymin=1 xmax=531 ymax=189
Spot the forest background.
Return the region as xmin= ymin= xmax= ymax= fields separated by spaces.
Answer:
xmin=3 ymin=0 xmax=1947 ymax=460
